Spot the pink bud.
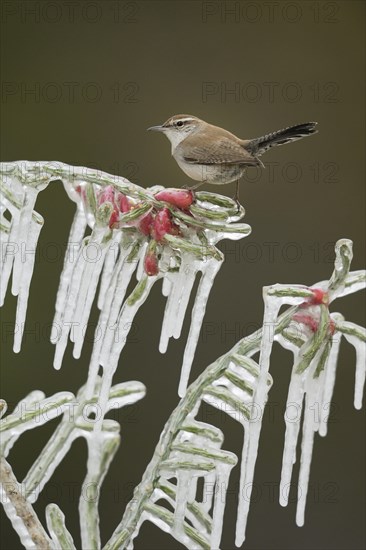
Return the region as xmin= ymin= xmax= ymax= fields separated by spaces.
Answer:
xmin=144 ymin=246 xmax=159 ymax=276
xmin=118 ymin=193 xmax=132 ymax=213
xmin=139 ymin=212 xmax=154 ymax=236
xmin=98 ymin=185 xmax=115 ymax=205
xmin=109 ymin=210 xmax=119 ymax=229
xmin=98 ymin=186 xmax=121 ymax=228
xmin=155 ymin=189 xmax=194 ymax=209
xmin=293 ymin=313 xmax=319 ymax=333
xmin=152 ymin=208 xmax=173 ymax=241
xmin=309 ymin=288 xmax=328 ymax=306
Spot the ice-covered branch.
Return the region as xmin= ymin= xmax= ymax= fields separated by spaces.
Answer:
xmin=0 ymin=457 xmax=52 ymax=550
xmin=0 ymin=381 xmax=146 ymax=549
xmin=104 ymin=240 xmax=365 ymax=550
xmin=0 ymin=161 xmax=251 ymax=398
xmin=2 ymin=161 xmax=365 ymax=550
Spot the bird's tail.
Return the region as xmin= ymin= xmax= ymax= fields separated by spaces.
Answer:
xmin=244 ymin=122 xmax=318 ymax=157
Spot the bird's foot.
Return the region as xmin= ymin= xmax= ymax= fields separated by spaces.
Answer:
xmin=234 ymin=198 xmax=242 ymax=214
xmin=232 ymin=181 xmax=242 ymax=213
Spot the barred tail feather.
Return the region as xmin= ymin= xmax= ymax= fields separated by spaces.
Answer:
xmin=245 ymin=122 xmax=318 ymax=156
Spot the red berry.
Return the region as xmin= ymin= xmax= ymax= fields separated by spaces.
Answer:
xmin=155 ymin=189 xmax=194 ymax=209
xmin=309 ymin=288 xmax=328 ymax=305
xmin=329 ymin=319 xmax=336 ymax=335
xmin=109 ymin=209 xmax=119 ymax=229
xmin=139 ymin=212 xmax=154 ymax=236
xmin=118 ymin=194 xmax=131 ymax=213
xmin=152 ymin=208 xmax=173 ymax=241
xmin=144 ymin=246 xmax=159 ymax=276
xmin=98 ymin=185 xmax=115 ymax=205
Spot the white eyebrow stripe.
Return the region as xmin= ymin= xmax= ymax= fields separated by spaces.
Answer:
xmin=166 ymin=118 xmax=196 ymax=126
xmin=163 ymin=116 xmax=198 ymax=128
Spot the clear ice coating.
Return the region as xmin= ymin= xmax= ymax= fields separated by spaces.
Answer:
xmin=107 ymin=344 xmax=273 ymax=550
xmin=0 ymin=379 xmax=146 ymax=549
xmin=1 ymin=164 xmax=366 ymax=550
xmin=0 ymin=172 xmax=47 ymax=353
xmin=0 ymin=162 xmax=251 ymax=397
xmin=69 ymin=180 xmax=247 ymax=395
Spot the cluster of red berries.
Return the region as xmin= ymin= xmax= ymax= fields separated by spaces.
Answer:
xmin=96 ymin=185 xmax=195 ymax=276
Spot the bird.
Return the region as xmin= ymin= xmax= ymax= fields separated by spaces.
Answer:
xmin=148 ymin=114 xmax=318 ymax=203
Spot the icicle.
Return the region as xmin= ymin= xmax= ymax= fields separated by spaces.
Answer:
xmin=159 ymin=252 xmax=199 ymax=353
xmin=0 ymin=177 xmax=45 ymax=347
xmin=105 ymin=275 xmax=158 ymax=371
xmin=235 ymin=293 xmax=282 ymax=547
xmin=178 ymin=258 xmax=222 ymax=397
xmin=0 ymin=210 xmax=11 ymax=275
xmin=172 ymin=257 xmax=199 ymax=340
xmin=296 ymin=365 xmax=324 ymax=527
xmin=0 ymin=176 xmax=23 ymax=300
xmin=99 ymin=243 xmax=145 ymax=369
xmin=53 ymin=238 xmax=89 ymax=370
xmin=0 ymin=208 xmax=20 ymax=306
xmin=211 ymin=464 xmax=231 ymax=550
xmin=279 ymin=368 xmax=304 ymax=507
xmin=13 ymin=215 xmax=43 ymax=353
xmin=162 ymin=275 xmax=172 ymax=297
xmin=173 ymin=471 xmax=192 ymax=539
xmin=93 ymin=276 xmax=158 ymax=434
xmin=202 ymin=471 xmax=216 ymax=512
xmin=97 ymin=233 xmax=121 ymax=310
xmin=342 ymin=331 xmax=366 ymax=410
xmin=12 ymin=187 xmax=38 ymax=297
xmin=69 ymin=226 xmax=106 ymax=344
xmin=52 ymin=200 xmax=112 ymax=368
xmin=159 ymin=270 xmax=180 ymax=353
xmin=51 ymin=205 xmax=87 ymax=344
xmin=353 ymin=337 xmax=366 ymax=410
xmin=84 ymin=241 xmax=138 ymax=399
xmin=188 ymin=477 xmax=198 ymax=504
xmin=71 ymin=226 xmax=111 ymax=359
xmin=135 ymin=241 xmax=148 ymax=281
xmin=318 ymin=319 xmax=343 ymax=436
xmin=152 ymin=479 xmax=210 ymax=538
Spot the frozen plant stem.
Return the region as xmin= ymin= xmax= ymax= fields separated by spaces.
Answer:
xmin=0 ymin=458 xmax=52 ymax=550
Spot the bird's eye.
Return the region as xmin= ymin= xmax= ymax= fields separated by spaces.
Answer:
xmin=176 ymin=121 xmax=184 ymax=127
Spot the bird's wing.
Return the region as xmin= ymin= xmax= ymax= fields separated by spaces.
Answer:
xmin=181 ymin=136 xmax=259 ymax=166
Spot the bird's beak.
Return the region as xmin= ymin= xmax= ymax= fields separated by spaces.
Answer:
xmin=147 ymin=125 xmax=165 ymax=132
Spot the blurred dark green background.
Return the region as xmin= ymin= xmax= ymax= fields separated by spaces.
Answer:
xmin=1 ymin=1 xmax=365 ymax=549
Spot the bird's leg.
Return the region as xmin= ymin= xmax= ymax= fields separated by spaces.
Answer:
xmin=232 ymin=180 xmax=241 ymax=212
